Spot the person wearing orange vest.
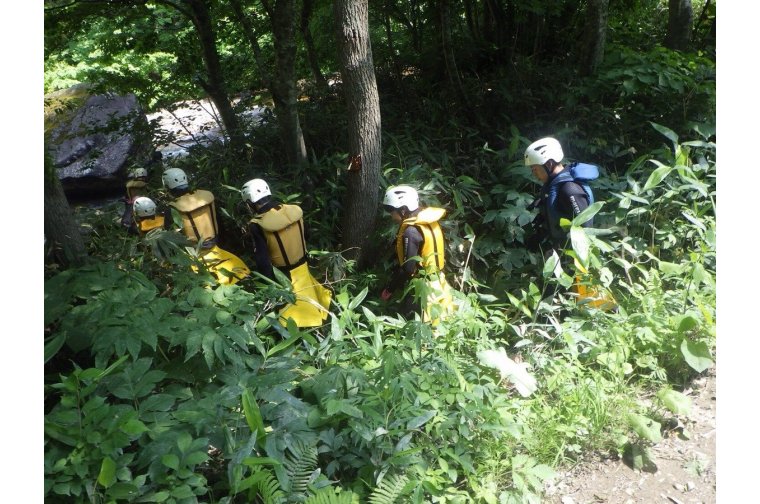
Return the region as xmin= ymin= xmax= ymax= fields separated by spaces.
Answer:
xmin=162 ymin=168 xmax=250 ymax=285
xmin=381 ymin=185 xmax=454 ymax=323
xmin=241 ymin=178 xmax=331 ymax=328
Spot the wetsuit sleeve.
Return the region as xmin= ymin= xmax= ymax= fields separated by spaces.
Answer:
xmin=248 ymin=223 xmax=275 ymax=281
xmin=386 ymin=226 xmax=424 ymax=292
xmin=558 ymin=182 xmax=592 ymax=227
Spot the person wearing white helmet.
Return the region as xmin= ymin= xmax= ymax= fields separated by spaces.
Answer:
xmin=162 ymin=168 xmax=250 ymax=285
xmin=524 ymin=137 xmax=597 ymax=249
xmin=120 ymin=165 xmax=150 ymax=233
xmin=381 ymin=185 xmax=454 ymax=324
xmin=524 ymin=138 xmax=615 ymax=310
xmin=132 ymin=196 xmax=165 ymax=236
xmin=242 ymin=178 xmax=332 ymax=327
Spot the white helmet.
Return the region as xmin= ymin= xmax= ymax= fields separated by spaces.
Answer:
xmin=129 ymin=167 xmax=148 ymax=179
xmin=383 ymin=185 xmax=419 ymax=212
xmin=162 ymin=168 xmax=189 ymax=190
xmin=524 ymin=137 xmax=564 ymax=166
xmin=241 ymin=178 xmax=271 ymax=204
xmin=133 ymin=197 xmax=157 ymax=218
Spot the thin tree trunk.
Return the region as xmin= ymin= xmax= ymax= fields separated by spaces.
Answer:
xmin=269 ymin=0 xmax=308 ymax=169
xmin=229 ymin=0 xmax=271 ymax=90
xmin=580 ymin=0 xmax=609 ymax=76
xmin=383 ymin=0 xmax=404 ymax=89
xmin=463 ymin=0 xmax=479 ymax=42
xmin=665 ymin=0 xmax=693 ymax=51
xmin=301 ymin=0 xmax=329 ymax=92
xmin=334 ymin=0 xmax=382 ymax=267
xmin=184 ymin=0 xmax=246 ymax=154
xmin=44 ymin=147 xmax=87 ymax=269
xmin=434 ymin=0 xmax=475 ymax=122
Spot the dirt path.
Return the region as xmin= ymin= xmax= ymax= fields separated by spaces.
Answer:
xmin=544 ymin=371 xmax=716 ymax=504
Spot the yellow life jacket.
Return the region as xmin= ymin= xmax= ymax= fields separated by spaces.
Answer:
xmin=395 ymin=207 xmax=453 ymax=325
xmin=169 ymin=190 xmax=218 ymax=246
xmin=136 ymin=215 xmax=165 ymax=235
xmin=395 ymin=207 xmax=446 ymax=275
xmin=251 ymin=204 xmax=307 ymax=270
xmin=126 ymin=180 xmax=148 ymax=201
xmin=278 ymin=262 xmax=332 ymax=327
xmin=190 ymin=245 xmax=250 ymax=285
xmin=572 ymin=274 xmax=618 ymax=312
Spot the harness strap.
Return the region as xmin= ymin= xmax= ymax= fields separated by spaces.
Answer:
xmin=273 ymin=231 xmax=291 ymax=267
xmin=186 ymin=211 xmax=202 ymax=242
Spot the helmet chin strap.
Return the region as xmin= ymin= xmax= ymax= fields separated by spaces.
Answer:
xmin=543 ymin=160 xmax=559 ymax=178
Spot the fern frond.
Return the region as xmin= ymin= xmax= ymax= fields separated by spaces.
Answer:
xmin=304 ymin=486 xmax=357 ymax=504
xmin=368 ymin=473 xmax=410 ymax=504
xmin=285 ymin=439 xmax=319 ymax=496
xmin=247 ymin=467 xmax=286 ymax=504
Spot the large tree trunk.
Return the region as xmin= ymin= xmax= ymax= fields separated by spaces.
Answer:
xmin=184 ymin=0 xmax=246 ymax=155
xmin=580 ymin=0 xmax=609 ymax=76
xmin=334 ymin=0 xmax=382 ymax=267
xmin=44 ymin=147 xmax=87 ymax=269
xmin=664 ymin=0 xmax=693 ymax=51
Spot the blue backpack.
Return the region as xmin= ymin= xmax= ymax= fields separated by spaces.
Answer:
xmin=543 ymin=162 xmax=599 ymax=239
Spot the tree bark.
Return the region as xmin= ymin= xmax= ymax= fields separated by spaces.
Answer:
xmin=44 ymin=146 xmax=87 ymax=269
xmin=334 ymin=0 xmax=382 ymax=266
xmin=433 ymin=0 xmax=475 ymax=122
xmin=183 ymin=0 xmax=246 ymax=154
xmin=580 ymin=0 xmax=609 ymax=76
xmin=262 ymin=0 xmax=308 ymax=170
xmin=301 ymin=0 xmax=329 ymax=92
xmin=229 ymin=0 xmax=271 ymax=90
xmin=664 ymin=0 xmax=693 ymax=51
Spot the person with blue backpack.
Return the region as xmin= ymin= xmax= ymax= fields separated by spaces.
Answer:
xmin=524 ymin=137 xmax=616 ymax=310
xmin=524 ymin=137 xmax=598 ymax=249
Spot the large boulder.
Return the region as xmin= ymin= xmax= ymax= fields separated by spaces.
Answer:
xmin=45 ymin=85 xmax=153 ymax=198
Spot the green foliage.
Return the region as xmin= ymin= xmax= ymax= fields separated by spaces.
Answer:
xmin=45 ymin=0 xmax=715 ymax=496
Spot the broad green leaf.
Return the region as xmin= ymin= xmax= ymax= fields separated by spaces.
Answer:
xmin=44 ymin=333 xmax=67 ymax=364
xmin=184 ymin=451 xmax=209 ymax=466
xmin=572 ymin=201 xmax=604 ymax=227
xmin=673 ymin=313 xmax=700 ymax=333
xmin=659 ymin=261 xmax=684 ymax=275
xmin=570 ymin=226 xmax=591 ymax=270
xmin=97 ymin=457 xmax=117 ymax=488
xmin=121 ymin=418 xmax=149 ymax=436
xmin=135 ymin=490 xmax=171 ymax=502
xmin=407 ymin=410 xmax=436 ymax=430
xmin=177 ymin=431 xmax=192 ymax=453
xmin=643 ymin=164 xmax=674 ymax=192
xmin=348 ymin=287 xmax=368 ymax=310
xmin=680 ymin=339 xmax=714 ymax=372
xmin=171 ymin=485 xmax=195 ymax=499
xmin=267 ymin=333 xmax=300 ymax=357
xmin=650 ymin=122 xmax=679 ymax=145
xmin=107 ymin=483 xmax=139 ymax=499
xmin=161 ymin=454 xmax=179 ymax=470
xmin=656 ymin=389 xmax=692 ymax=416
xmin=627 ymin=414 xmax=662 ymax=443
xmin=242 ymin=389 xmax=266 ymax=448
xmin=215 ymin=310 xmax=233 ymax=325
xmin=542 ymin=250 xmax=562 ymax=279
